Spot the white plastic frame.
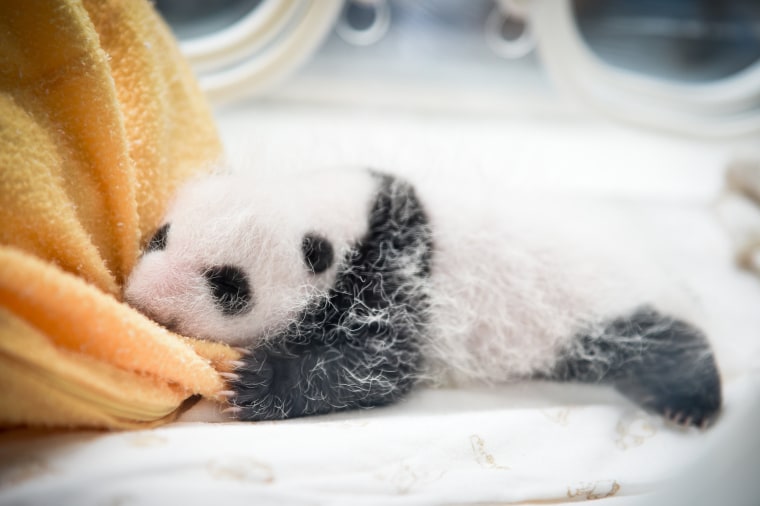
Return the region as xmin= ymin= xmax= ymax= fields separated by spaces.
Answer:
xmin=524 ymin=0 xmax=760 ymax=139
xmin=183 ymin=0 xmax=343 ymax=105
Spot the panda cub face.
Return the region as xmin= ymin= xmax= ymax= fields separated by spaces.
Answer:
xmin=124 ymin=169 xmax=377 ymax=346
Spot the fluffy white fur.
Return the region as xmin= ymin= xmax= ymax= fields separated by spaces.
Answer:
xmin=125 ymin=169 xmax=374 ymax=345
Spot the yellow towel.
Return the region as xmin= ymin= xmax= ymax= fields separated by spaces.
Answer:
xmin=0 ymin=0 xmax=238 ymax=429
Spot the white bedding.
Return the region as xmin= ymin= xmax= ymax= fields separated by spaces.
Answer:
xmin=2 ymin=107 xmax=759 ymax=506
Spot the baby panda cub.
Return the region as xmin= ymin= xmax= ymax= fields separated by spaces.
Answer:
xmin=124 ymin=168 xmax=722 ymax=426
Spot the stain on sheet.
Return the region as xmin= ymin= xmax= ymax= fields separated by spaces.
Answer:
xmin=206 ymin=457 xmax=274 ymax=483
xmin=541 ymin=408 xmax=572 ymax=427
xmin=470 ymin=434 xmax=509 ymax=470
xmin=615 ymin=412 xmax=657 ymax=450
xmin=126 ymin=433 xmax=168 ymax=448
xmin=567 ymin=480 xmax=620 ymax=500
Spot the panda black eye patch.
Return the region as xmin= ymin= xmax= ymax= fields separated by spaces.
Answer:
xmin=146 ymin=223 xmax=170 ymax=252
xmin=302 ymin=233 xmax=334 ymax=274
xmin=203 ymin=265 xmax=253 ymax=316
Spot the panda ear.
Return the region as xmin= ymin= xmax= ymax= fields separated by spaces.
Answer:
xmin=302 ymin=233 xmax=334 ymax=274
xmin=146 ymin=223 xmax=170 ymax=252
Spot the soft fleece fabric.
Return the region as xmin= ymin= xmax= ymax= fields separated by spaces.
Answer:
xmin=0 ymin=0 xmax=238 ymax=429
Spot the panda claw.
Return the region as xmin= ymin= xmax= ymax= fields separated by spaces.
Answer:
xmin=232 ymin=347 xmax=251 ymax=356
xmin=227 ymin=360 xmax=247 ymax=369
xmin=221 ymin=406 xmax=242 ymax=417
xmin=216 ymin=390 xmax=236 ymax=399
xmin=219 ymin=372 xmax=241 ymax=381
xmin=667 ymin=412 xmax=696 ymax=428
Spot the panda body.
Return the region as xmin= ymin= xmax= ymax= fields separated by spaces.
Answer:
xmin=125 ymin=167 xmax=721 ymax=425
xmin=422 ymin=185 xmax=658 ymax=385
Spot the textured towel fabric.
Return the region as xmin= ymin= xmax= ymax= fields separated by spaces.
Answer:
xmin=0 ymin=0 xmax=238 ymax=429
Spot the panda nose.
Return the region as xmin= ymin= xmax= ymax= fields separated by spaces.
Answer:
xmin=203 ymin=264 xmax=253 ymax=316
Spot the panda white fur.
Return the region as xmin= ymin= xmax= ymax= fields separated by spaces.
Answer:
xmin=124 ymin=167 xmax=722 ymax=425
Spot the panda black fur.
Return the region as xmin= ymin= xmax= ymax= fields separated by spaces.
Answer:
xmin=124 ymin=168 xmax=722 ymax=426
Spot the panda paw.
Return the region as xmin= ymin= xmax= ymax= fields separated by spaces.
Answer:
xmin=219 ymin=350 xmax=288 ymax=421
xmin=220 ymin=347 xmax=346 ymax=421
xmin=616 ymin=361 xmax=722 ymax=429
xmin=612 ymin=324 xmax=722 ymax=428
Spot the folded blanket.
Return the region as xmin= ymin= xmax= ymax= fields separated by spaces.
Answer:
xmin=0 ymin=0 xmax=238 ymax=429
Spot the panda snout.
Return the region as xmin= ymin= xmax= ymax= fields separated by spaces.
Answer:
xmin=203 ymin=264 xmax=254 ymax=316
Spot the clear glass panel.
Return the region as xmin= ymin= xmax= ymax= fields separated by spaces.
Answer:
xmin=154 ymin=0 xmax=264 ymax=40
xmin=573 ymin=0 xmax=760 ymax=82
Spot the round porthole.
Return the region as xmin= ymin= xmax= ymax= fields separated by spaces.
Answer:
xmin=156 ymin=0 xmax=343 ymax=104
xmin=527 ymin=0 xmax=760 ymax=138
xmin=572 ymin=0 xmax=760 ymax=84
xmin=155 ymin=0 xmax=265 ymax=40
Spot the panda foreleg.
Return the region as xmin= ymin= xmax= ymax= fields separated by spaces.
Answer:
xmin=550 ymin=306 xmax=722 ymax=427
xmin=227 ymin=323 xmax=421 ymax=420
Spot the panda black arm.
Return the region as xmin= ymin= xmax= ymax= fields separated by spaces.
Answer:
xmin=228 ymin=173 xmax=433 ymax=420
xmin=229 ymin=307 xmax=423 ymax=420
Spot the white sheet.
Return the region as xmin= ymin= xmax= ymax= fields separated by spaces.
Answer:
xmin=2 ymin=107 xmax=758 ymax=506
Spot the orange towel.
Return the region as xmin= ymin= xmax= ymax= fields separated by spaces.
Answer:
xmin=0 ymin=0 xmax=238 ymax=429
